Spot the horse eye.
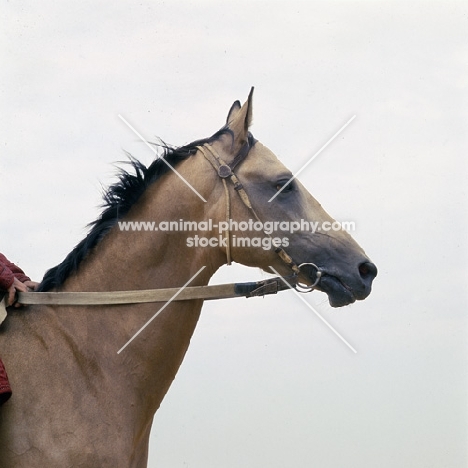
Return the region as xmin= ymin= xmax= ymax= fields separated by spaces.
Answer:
xmin=276 ymin=179 xmax=293 ymax=193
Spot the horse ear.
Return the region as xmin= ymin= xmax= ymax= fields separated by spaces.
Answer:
xmin=226 ymin=100 xmax=241 ymax=125
xmin=227 ymin=87 xmax=254 ymax=143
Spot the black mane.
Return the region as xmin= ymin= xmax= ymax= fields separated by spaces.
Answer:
xmin=38 ymin=126 xmax=233 ymax=292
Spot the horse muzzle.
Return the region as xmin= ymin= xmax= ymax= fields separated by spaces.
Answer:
xmin=302 ymin=261 xmax=377 ymax=308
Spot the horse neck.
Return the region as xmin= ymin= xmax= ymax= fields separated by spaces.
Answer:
xmin=51 ymin=176 xmax=226 ymax=422
xmin=67 ymin=189 xmax=221 ymax=291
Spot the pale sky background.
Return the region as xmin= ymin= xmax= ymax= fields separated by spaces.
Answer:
xmin=1 ymin=1 xmax=467 ymax=467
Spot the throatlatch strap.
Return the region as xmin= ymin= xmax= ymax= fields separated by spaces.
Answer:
xmin=221 ymin=178 xmax=232 ymax=264
xmin=197 ymin=145 xmax=233 ymax=265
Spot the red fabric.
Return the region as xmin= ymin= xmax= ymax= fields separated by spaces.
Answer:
xmin=0 ymin=253 xmax=27 ymax=405
xmin=0 ymin=357 xmax=12 ymax=405
xmin=0 ymin=253 xmax=30 ymax=290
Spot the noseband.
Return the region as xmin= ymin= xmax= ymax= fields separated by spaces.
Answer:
xmin=197 ymin=137 xmax=322 ymax=293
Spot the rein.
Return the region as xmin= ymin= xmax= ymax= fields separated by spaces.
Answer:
xmin=15 ymin=275 xmax=298 ymax=306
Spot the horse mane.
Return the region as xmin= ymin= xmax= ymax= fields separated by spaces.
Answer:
xmin=38 ymin=126 xmax=233 ymax=292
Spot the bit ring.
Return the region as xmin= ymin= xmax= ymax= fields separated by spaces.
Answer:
xmin=295 ymin=262 xmax=322 ymax=293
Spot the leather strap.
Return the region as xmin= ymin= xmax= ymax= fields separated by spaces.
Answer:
xmin=17 ymin=275 xmax=297 ymax=306
xmin=228 ymin=138 xmax=254 ymax=170
xmin=197 ymin=142 xmax=301 ymax=275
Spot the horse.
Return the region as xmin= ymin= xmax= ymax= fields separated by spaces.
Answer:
xmin=0 ymin=89 xmax=377 ymax=467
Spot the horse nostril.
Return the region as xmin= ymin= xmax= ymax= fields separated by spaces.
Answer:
xmin=358 ymin=262 xmax=377 ymax=280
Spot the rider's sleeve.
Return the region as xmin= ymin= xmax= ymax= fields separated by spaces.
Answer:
xmin=0 ymin=253 xmax=31 ymax=290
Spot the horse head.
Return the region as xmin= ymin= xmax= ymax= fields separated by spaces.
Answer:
xmin=202 ymin=88 xmax=377 ymax=307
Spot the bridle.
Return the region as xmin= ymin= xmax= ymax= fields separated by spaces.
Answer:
xmin=196 ymin=135 xmax=322 ymax=293
xmin=12 ymin=136 xmax=322 ymax=309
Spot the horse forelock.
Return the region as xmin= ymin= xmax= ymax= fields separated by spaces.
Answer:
xmin=38 ymin=126 xmax=234 ymax=292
